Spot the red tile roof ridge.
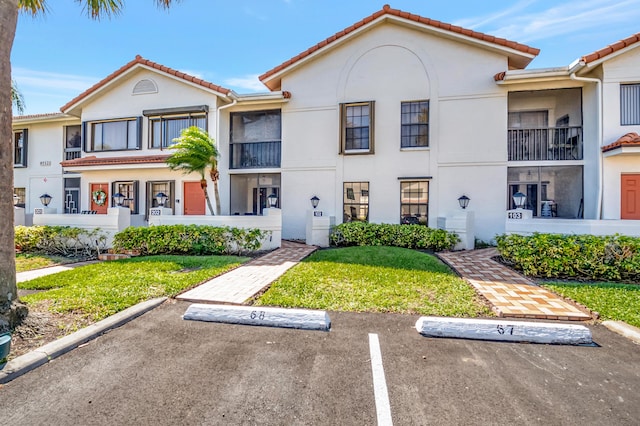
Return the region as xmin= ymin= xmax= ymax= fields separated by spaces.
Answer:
xmin=602 ymin=132 xmax=640 ymax=152
xmin=61 ymin=154 xmax=171 ymax=167
xmin=581 ymin=32 xmax=640 ymax=64
xmin=259 ymin=4 xmax=539 ymax=86
xmin=60 ymin=55 xmax=231 ymax=112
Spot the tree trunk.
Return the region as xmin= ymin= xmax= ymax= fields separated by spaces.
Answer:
xmin=213 ymin=181 xmax=221 ymax=215
xmin=200 ymin=179 xmax=215 ymax=215
xmin=210 ymin=167 xmax=221 ymax=215
xmin=0 ymin=0 xmax=27 ymax=331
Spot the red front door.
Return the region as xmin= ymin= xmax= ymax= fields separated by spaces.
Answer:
xmin=90 ymin=183 xmax=109 ymax=214
xmin=621 ymin=174 xmax=640 ymax=219
xmin=183 ymin=181 xmax=206 ymax=215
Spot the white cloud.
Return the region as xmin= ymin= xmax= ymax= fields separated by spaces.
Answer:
xmin=12 ymin=67 xmax=98 ymax=92
xmin=223 ymin=74 xmax=265 ymax=92
xmin=457 ymin=0 xmax=640 ymax=43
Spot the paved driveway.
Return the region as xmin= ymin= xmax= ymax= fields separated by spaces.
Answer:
xmin=2 ymin=301 xmax=639 ymax=425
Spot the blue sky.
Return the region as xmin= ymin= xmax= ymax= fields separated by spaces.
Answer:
xmin=11 ymin=0 xmax=640 ymax=115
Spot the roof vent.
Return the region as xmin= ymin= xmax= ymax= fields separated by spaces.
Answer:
xmin=132 ymin=79 xmax=158 ymax=95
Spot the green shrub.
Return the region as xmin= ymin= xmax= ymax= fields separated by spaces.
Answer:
xmin=330 ymin=222 xmax=459 ymax=252
xmin=112 ymin=225 xmax=268 ymax=256
xmin=15 ymin=225 xmax=108 ymax=258
xmin=496 ymin=233 xmax=640 ymax=282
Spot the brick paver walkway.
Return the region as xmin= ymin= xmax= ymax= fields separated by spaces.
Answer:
xmin=438 ymin=248 xmax=592 ymax=321
xmin=176 ymin=241 xmax=317 ymax=304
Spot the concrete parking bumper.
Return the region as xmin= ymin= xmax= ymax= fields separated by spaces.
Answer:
xmin=415 ymin=316 xmax=593 ymax=345
xmin=183 ymin=303 xmax=331 ymax=331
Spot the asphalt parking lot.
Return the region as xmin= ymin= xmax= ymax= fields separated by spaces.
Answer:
xmin=1 ymin=300 xmax=639 ymax=425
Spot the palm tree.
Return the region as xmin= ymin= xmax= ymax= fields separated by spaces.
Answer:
xmin=0 ymin=0 xmax=178 ymax=330
xmin=11 ymin=79 xmax=25 ymax=115
xmin=166 ymin=126 xmax=221 ymax=215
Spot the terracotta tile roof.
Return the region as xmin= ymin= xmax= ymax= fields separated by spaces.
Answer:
xmin=61 ymin=154 xmax=171 ymax=167
xmin=259 ymin=4 xmax=539 ymax=89
xmin=602 ymin=132 xmax=640 ymax=152
xmin=581 ymin=32 xmax=640 ymax=64
xmin=60 ymin=55 xmax=232 ymax=112
xmin=12 ymin=112 xmax=67 ymax=121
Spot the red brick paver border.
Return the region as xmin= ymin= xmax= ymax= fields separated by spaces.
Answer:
xmin=438 ymin=248 xmax=592 ymax=321
xmin=177 ymin=241 xmax=317 ymax=305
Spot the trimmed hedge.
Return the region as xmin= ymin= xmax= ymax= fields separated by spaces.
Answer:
xmin=15 ymin=225 xmax=108 ymax=258
xmin=330 ymin=222 xmax=459 ymax=252
xmin=496 ymin=233 xmax=640 ymax=282
xmin=112 ymin=224 xmax=268 ymax=256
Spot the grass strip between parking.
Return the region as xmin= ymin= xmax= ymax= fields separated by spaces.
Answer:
xmin=542 ymin=281 xmax=640 ymax=328
xmin=18 ymin=255 xmax=248 ymax=321
xmin=255 ymin=246 xmax=493 ymax=317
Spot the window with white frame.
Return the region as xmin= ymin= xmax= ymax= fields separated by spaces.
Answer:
xmin=14 ymin=129 xmax=27 ymax=167
xmin=401 ymin=101 xmax=429 ymax=148
xmin=343 ymin=182 xmax=369 ymax=222
xmin=621 ymin=83 xmax=640 ymax=125
xmin=400 ymin=181 xmax=428 ymax=225
xmin=86 ymin=118 xmax=141 ymax=152
xmin=340 ymin=102 xmax=374 ymax=154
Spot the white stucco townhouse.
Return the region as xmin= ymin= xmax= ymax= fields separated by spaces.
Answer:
xmin=12 ymin=5 xmax=640 ymax=242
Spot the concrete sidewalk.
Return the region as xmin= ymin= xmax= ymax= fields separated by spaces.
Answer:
xmin=177 ymin=240 xmax=317 ymax=304
xmin=17 ymin=260 xmax=99 ymax=283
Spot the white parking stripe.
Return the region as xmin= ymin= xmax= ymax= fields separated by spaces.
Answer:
xmin=369 ymin=333 xmax=393 ymax=426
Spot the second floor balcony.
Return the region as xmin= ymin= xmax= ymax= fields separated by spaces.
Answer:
xmin=230 ymin=141 xmax=281 ymax=169
xmin=508 ymin=126 xmax=583 ymax=161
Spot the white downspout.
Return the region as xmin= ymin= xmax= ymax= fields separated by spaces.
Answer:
xmin=215 ymin=95 xmax=238 ymax=215
xmin=570 ymin=69 xmax=603 ymax=219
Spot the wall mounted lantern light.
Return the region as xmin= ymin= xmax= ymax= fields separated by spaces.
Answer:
xmin=310 ymin=195 xmax=320 ymax=209
xmin=458 ymin=195 xmax=470 ymax=209
xmin=39 ymin=193 xmax=52 ymax=207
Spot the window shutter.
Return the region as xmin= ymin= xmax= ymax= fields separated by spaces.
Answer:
xmin=136 ymin=116 xmax=143 ymax=149
xmin=22 ymin=129 xmax=28 ymax=167
xmin=133 ymin=180 xmax=139 ymax=214
xmin=369 ymin=100 xmax=375 ymax=155
xmin=339 ymin=103 xmax=345 ymax=154
xmin=82 ymin=122 xmax=89 ymax=152
xmin=169 ymin=181 xmax=175 ymax=211
xmin=110 ymin=182 xmax=116 ymax=207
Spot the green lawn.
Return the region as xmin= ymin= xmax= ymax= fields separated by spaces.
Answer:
xmin=19 ymin=255 xmax=247 ymax=320
xmin=16 ymin=253 xmax=74 ymax=272
xmin=255 ymin=246 xmax=492 ymax=317
xmin=543 ymin=281 xmax=640 ymax=328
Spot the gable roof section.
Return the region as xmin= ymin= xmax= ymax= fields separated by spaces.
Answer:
xmin=581 ymin=32 xmax=640 ymax=65
xmin=60 ymin=55 xmax=233 ymax=113
xmin=259 ymin=4 xmax=539 ymax=90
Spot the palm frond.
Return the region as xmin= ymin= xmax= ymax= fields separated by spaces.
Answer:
xmin=165 ymin=126 xmax=219 ymax=179
xmin=11 ymin=80 xmax=26 ymax=115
